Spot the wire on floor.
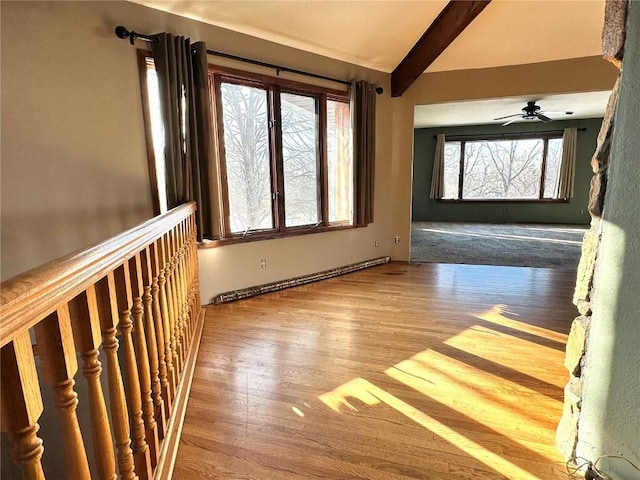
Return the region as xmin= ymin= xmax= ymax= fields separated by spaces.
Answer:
xmin=566 ymin=457 xmax=592 ymax=479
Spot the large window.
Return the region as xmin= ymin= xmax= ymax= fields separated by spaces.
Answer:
xmin=213 ymin=69 xmax=352 ymax=237
xmin=139 ymin=53 xmax=354 ymax=241
xmin=218 ymin=82 xmax=273 ymax=233
xmin=441 ymin=135 xmax=564 ymax=201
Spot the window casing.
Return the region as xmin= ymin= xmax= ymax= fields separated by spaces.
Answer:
xmin=441 ymin=134 xmax=565 ymax=202
xmin=211 ymin=67 xmax=353 ymax=238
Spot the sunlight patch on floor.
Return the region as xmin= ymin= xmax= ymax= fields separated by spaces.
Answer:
xmin=319 ymin=377 xmax=542 ymax=480
xmin=474 ymin=305 xmax=568 ymax=343
xmin=443 ymin=324 xmax=566 ymax=388
xmin=319 ymin=304 xmax=568 ymax=476
xmin=387 ymin=351 xmax=561 ymax=459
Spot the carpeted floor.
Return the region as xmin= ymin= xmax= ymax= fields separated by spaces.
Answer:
xmin=411 ymin=222 xmax=587 ymax=269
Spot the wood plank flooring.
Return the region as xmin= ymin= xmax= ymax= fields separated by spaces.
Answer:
xmin=173 ymin=262 xmax=576 ymax=479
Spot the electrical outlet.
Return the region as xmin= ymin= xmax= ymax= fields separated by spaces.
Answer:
xmin=260 ymin=259 xmax=267 ymax=269
xmin=375 ymin=240 xmax=380 ymax=247
xmin=394 ymin=236 xmax=400 ymax=244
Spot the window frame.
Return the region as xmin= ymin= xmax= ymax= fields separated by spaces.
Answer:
xmin=209 ymin=65 xmax=354 ymax=240
xmin=137 ymin=51 xmax=361 ymax=245
xmin=439 ymin=132 xmax=568 ymax=203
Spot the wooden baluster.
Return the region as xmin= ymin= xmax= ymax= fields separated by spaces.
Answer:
xmin=34 ymin=305 xmax=91 ymax=479
xmin=166 ymin=229 xmax=182 ymax=368
xmin=156 ymin=237 xmax=178 ymax=401
xmin=151 ymin=239 xmax=175 ymax=412
xmin=163 ymin=234 xmax=182 ymax=374
xmin=69 ymin=287 xmax=117 ymax=480
xmin=183 ymin=220 xmax=195 ymax=340
xmin=183 ymin=218 xmax=197 ymax=336
xmin=188 ymin=215 xmax=202 ymax=310
xmin=174 ymin=226 xmax=188 ymax=365
xmin=113 ymin=263 xmax=152 ymax=480
xmin=128 ymin=254 xmax=160 ymax=467
xmin=141 ymin=246 xmax=167 ymax=439
xmin=174 ymin=225 xmax=190 ymax=347
xmin=94 ymin=274 xmax=137 ymax=480
xmin=186 ymin=219 xmax=197 ymax=308
xmin=180 ymin=219 xmax=194 ymax=342
xmin=184 ymin=221 xmax=194 ymax=335
xmin=175 ymin=226 xmax=189 ymax=359
xmin=0 ymin=332 xmax=46 ymax=480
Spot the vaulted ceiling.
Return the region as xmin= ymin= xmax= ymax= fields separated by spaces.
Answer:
xmin=128 ymin=0 xmax=611 ymax=125
xmin=130 ymin=0 xmax=605 ymax=74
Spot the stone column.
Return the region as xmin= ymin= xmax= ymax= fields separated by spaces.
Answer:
xmin=555 ymin=0 xmax=628 ymax=461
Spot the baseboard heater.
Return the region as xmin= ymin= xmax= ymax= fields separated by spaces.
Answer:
xmin=212 ymin=256 xmax=391 ymax=305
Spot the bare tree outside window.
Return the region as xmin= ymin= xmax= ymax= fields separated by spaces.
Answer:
xmin=443 ymin=142 xmax=461 ymax=199
xmin=213 ymin=69 xmax=353 ymax=239
xmin=220 ymin=83 xmax=273 ymax=233
xmin=219 ymin=81 xmax=353 ymax=232
xmin=281 ymin=93 xmax=319 ymax=227
xmin=441 ymin=136 xmax=563 ymax=201
xmin=463 ymin=139 xmax=543 ymax=199
xmin=139 ymin=57 xmax=356 ymax=240
xmin=327 ymin=100 xmax=352 ymax=223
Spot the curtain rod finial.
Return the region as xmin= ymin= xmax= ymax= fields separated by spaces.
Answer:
xmin=114 ymin=25 xmax=159 ymax=45
xmin=375 ymin=86 xmax=384 ymax=95
xmin=115 ymin=25 xmax=136 ymax=45
xmin=116 ymin=25 xmax=137 ymax=45
xmin=115 ymin=25 xmax=130 ymax=39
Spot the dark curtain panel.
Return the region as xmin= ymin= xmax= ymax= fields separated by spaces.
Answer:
xmin=352 ymin=81 xmax=377 ymax=226
xmin=151 ymin=34 xmax=215 ymax=241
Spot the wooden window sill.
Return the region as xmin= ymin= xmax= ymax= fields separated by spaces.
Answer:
xmin=197 ymin=223 xmax=364 ymax=249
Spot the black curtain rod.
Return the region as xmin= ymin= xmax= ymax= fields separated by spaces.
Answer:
xmin=432 ymin=127 xmax=587 ymax=140
xmin=115 ymin=26 xmax=383 ymax=94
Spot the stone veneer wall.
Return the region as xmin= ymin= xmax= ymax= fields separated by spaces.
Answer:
xmin=555 ymin=0 xmax=628 ymax=461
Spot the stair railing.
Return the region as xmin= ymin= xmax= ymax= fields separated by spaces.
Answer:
xmin=0 ymin=202 xmax=204 ymax=480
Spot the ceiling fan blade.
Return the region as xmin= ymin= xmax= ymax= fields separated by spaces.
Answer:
xmin=539 ymin=111 xmax=574 ymax=115
xmin=537 ymin=114 xmax=553 ymax=123
xmin=502 ymin=117 xmax=520 ymax=126
xmin=494 ymin=113 xmax=521 ymax=121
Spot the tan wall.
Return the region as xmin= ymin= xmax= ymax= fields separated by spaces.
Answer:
xmin=406 ymin=56 xmax=619 ymax=105
xmin=0 ymin=1 xmax=394 ymax=302
xmin=1 ymin=1 xmax=155 ymax=280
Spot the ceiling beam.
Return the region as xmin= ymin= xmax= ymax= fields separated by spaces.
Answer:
xmin=391 ymin=0 xmax=492 ymax=97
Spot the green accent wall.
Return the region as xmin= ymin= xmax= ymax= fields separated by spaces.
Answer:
xmin=412 ymin=117 xmax=603 ymax=224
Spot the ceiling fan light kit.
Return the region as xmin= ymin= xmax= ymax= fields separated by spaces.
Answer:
xmin=494 ymin=101 xmax=574 ymax=126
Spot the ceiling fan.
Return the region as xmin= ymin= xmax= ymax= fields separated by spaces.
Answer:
xmin=494 ymin=101 xmax=574 ymax=126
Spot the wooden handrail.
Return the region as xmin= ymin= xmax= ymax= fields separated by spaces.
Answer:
xmin=0 ymin=202 xmax=205 ymax=480
xmin=0 ymin=202 xmax=196 ymax=348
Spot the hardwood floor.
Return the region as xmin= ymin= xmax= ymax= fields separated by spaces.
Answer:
xmin=173 ymin=262 xmax=576 ymax=479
